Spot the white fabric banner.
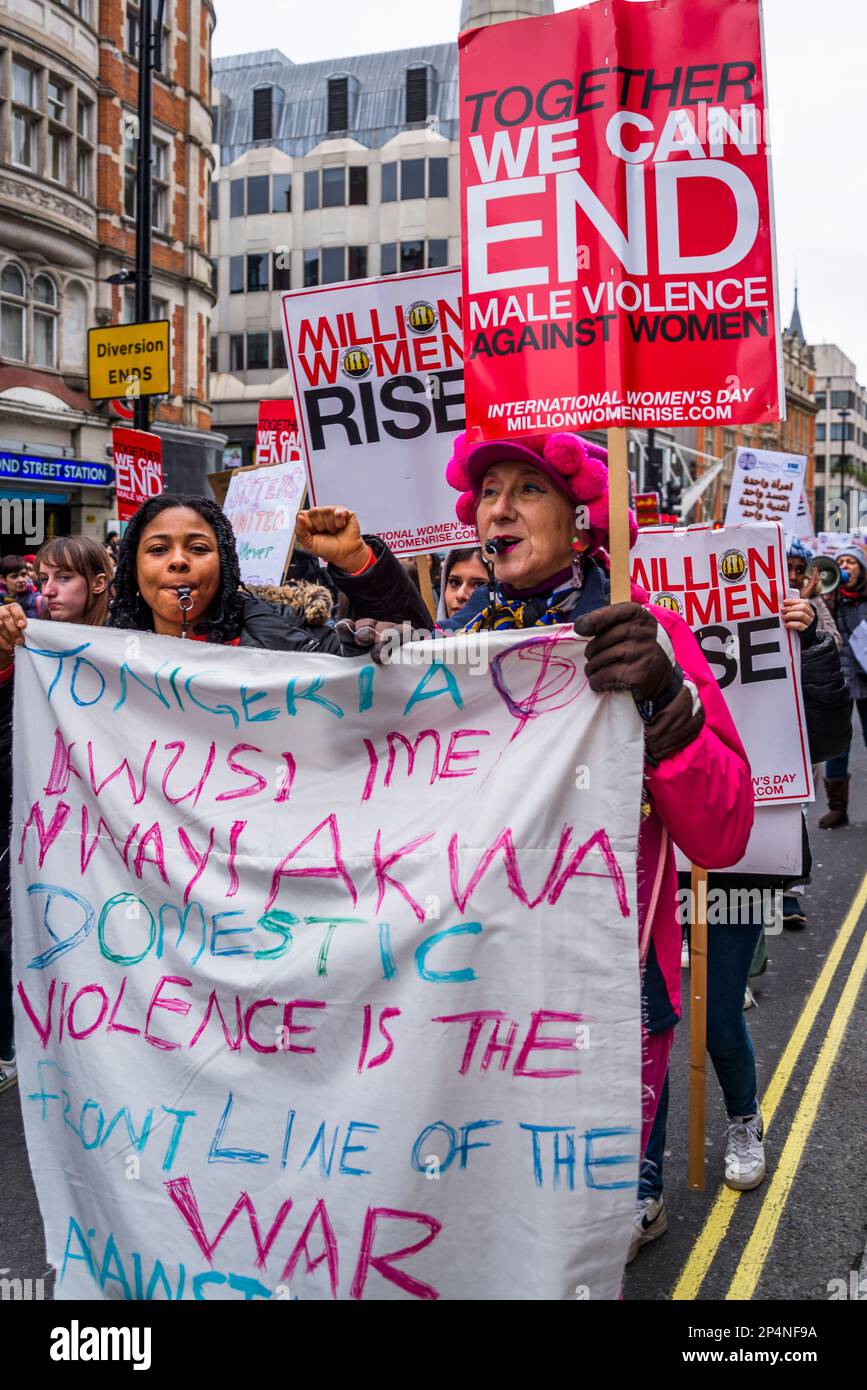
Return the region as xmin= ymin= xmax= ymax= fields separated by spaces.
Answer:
xmin=632 ymin=522 xmax=813 ymax=805
xmin=222 ymin=460 xmax=306 ymax=586
xmin=12 ymin=623 xmax=644 ymax=1301
xmin=725 ymin=448 xmax=807 ymax=530
xmin=281 ymin=268 xmax=478 ymax=557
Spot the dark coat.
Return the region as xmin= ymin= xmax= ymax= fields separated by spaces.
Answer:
xmin=833 ymin=585 xmax=867 ymax=701
xmin=799 ymin=623 xmax=851 ymax=763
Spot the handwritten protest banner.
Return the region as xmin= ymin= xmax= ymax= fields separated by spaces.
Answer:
xmin=222 ymin=459 xmax=306 ymax=586
xmin=112 ymin=428 xmax=163 ymax=523
xmin=255 ymin=400 xmax=303 ymax=468
xmin=724 ymin=447 xmax=806 ymax=529
xmin=13 ymin=625 xmax=644 ymax=1300
xmin=459 ymin=0 xmax=783 ymax=437
xmin=281 ymin=267 xmax=478 ymax=556
xmin=632 ymin=521 xmax=812 ymax=803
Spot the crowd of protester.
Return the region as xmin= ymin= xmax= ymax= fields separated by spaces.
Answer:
xmin=0 ymin=435 xmax=863 ymax=1284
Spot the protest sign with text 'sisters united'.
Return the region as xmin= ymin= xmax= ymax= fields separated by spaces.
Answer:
xmin=13 ymin=626 xmax=644 ymax=1300
xmin=282 ymin=268 xmax=478 ymax=556
xmin=632 ymin=522 xmax=811 ymax=804
xmin=222 ymin=459 xmax=306 ymax=587
xmin=459 ymin=0 xmax=783 ymax=437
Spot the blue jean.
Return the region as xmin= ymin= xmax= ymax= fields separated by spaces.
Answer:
xmin=826 ymin=697 xmax=867 ymax=779
xmin=639 ymin=914 xmax=764 ymax=1200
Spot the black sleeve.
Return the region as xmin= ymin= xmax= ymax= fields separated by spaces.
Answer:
xmin=328 ymin=536 xmax=432 ymax=633
xmin=800 ymin=630 xmax=852 ymax=763
xmin=238 ymin=595 xmax=342 ymax=654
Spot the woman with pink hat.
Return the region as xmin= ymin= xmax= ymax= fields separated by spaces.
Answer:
xmin=442 ymin=429 xmax=755 ymax=1261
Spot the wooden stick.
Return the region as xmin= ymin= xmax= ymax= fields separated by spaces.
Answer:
xmin=606 ymin=427 xmax=631 ymax=603
xmin=688 ymin=862 xmax=708 ymax=1190
xmin=416 ymin=553 xmax=437 ymax=622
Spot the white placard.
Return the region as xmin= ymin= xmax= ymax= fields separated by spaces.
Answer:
xmin=13 ymin=624 xmax=644 ymax=1301
xmin=281 ymin=268 xmax=477 ymax=557
xmin=632 ymin=522 xmax=813 ymax=805
xmin=222 ymin=459 xmax=306 ymax=586
xmin=725 ymin=448 xmax=807 ymax=530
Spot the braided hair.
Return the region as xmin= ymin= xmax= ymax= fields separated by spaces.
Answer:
xmin=108 ymin=494 xmax=245 ymax=643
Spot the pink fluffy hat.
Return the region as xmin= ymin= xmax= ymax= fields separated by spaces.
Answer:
xmin=445 ymin=431 xmax=638 ymax=549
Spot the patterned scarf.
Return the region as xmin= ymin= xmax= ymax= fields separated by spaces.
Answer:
xmin=461 ymin=579 xmax=582 ymax=632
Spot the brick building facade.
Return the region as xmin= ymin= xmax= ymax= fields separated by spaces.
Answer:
xmin=0 ymin=0 xmax=221 ymax=555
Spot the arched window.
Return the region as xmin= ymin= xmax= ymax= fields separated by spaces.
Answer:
xmin=33 ymin=274 xmax=59 ymax=368
xmin=1 ymin=263 xmax=26 ymax=361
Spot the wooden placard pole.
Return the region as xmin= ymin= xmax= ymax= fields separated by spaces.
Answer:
xmin=416 ymin=553 xmax=437 ymax=622
xmin=688 ymin=863 xmax=709 ymax=1189
xmin=607 ymin=426 xmax=708 ymax=1189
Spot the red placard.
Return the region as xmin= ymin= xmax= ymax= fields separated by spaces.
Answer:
xmin=255 ymin=399 xmax=303 ymax=468
xmin=112 ymin=427 xmax=163 ymax=522
xmin=459 ymin=0 xmax=783 ymax=437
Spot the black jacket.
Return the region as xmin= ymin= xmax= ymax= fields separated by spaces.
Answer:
xmin=799 ymin=621 xmax=851 ymax=764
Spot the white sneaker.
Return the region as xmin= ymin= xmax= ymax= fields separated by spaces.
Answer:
xmin=681 ymin=940 xmax=690 ymax=969
xmin=743 ymin=985 xmax=756 ymax=1010
xmin=724 ymin=1110 xmax=765 ymax=1190
xmin=626 ymin=1195 xmax=668 ymax=1263
xmin=0 ymin=1053 xmax=16 ymax=1093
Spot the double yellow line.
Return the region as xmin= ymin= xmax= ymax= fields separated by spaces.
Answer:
xmin=673 ymin=868 xmax=867 ymax=1301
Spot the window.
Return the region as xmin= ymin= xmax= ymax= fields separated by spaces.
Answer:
xmin=380 ymin=242 xmax=397 ymax=276
xmin=210 ymin=259 xmax=218 ymax=293
xmin=210 ymin=336 xmax=218 ymax=373
xmin=12 ymin=113 xmax=38 ymax=169
xmin=49 ymin=130 xmax=68 ymax=184
xmin=304 ymin=170 xmax=320 ymax=211
xmin=322 ymin=166 xmax=345 ymax=208
xmin=152 ymin=138 xmax=169 ymax=231
xmin=428 ymin=157 xmax=448 ymax=198
xmin=210 ymin=104 xmax=220 ymax=140
xmin=272 ymin=173 xmax=291 ymax=213
xmin=210 ymin=181 xmax=218 ymax=219
xmin=322 ymin=247 xmax=345 ymax=284
xmin=77 ymin=0 xmax=93 ymax=19
xmin=252 ymin=87 xmax=273 ymax=142
xmin=247 ymin=175 xmax=269 ymax=215
xmin=406 ymin=67 xmax=428 ymax=124
xmin=816 ymin=424 xmax=826 ymax=442
xmin=230 ymin=180 xmax=245 ymax=217
xmin=400 ymin=240 xmax=424 ymax=273
xmin=381 ymin=163 xmax=397 ymax=203
xmin=151 ymin=297 xmax=169 ymax=321
xmin=348 ymin=246 xmax=367 ymax=280
xmin=33 ymin=275 xmax=58 ymax=368
xmin=126 ymin=3 xmax=140 ymax=57
xmin=400 ymin=159 xmax=425 ymax=200
xmin=247 ymin=253 xmax=269 ymax=291
xmin=48 ymin=80 xmax=68 ymax=124
xmin=303 ymin=250 xmax=319 ymax=287
xmin=77 ymin=101 xmax=93 ymax=140
xmin=272 ymin=329 xmax=287 ymax=368
xmin=247 ymin=332 xmax=269 ymax=369
xmin=814 ymin=392 xmax=826 ymax=409
xmin=122 ymin=287 xmax=136 ymax=323
xmin=831 ymin=390 xmax=855 ymax=410
xmin=1 ymin=264 xmax=26 ymax=361
xmin=12 ymin=61 xmax=36 ymax=108
xmin=123 ymin=122 xmax=136 ymax=216
xmin=830 ymin=422 xmax=855 ymax=442
xmin=76 ymin=145 xmax=91 ymax=199
xmin=327 ymin=77 xmax=348 ymax=133
xmin=273 ymin=251 xmax=291 ymax=292
xmin=348 ymin=166 xmax=367 ymax=206
xmin=229 ymin=256 xmax=244 ymax=293
xmin=229 ymin=334 xmax=244 ymax=371
xmin=428 ymin=238 xmax=448 ymax=268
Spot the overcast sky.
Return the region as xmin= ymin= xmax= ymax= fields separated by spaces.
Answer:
xmin=212 ymin=0 xmax=867 ymax=378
